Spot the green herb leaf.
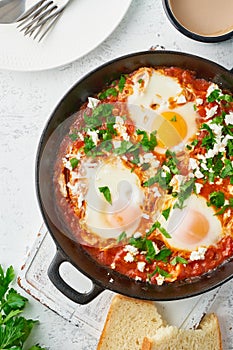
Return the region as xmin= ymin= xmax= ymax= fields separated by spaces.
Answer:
xmin=154 ymin=248 xmax=172 ymax=262
xmin=207 ymin=89 xmax=221 ymax=102
xmin=162 ymin=207 xmax=171 ymax=220
xmin=171 ymin=256 xmax=188 ymax=265
xmin=147 ymin=221 xmax=171 ymax=239
xmin=173 ymin=178 xmax=195 ymax=209
xmin=118 ymin=75 xmax=126 ymax=93
xmin=170 ymin=115 xmax=177 ymax=122
xmin=99 ymin=186 xmax=112 ymax=204
xmin=208 ymin=191 xmax=225 ymax=208
xmin=83 ymin=136 xmax=96 ymax=155
xmin=148 ymin=266 xmax=171 ymax=279
xmin=0 ymin=265 xmax=45 ymax=349
xmin=98 ymin=88 xmax=118 ymax=100
xmin=70 ymin=158 xmax=79 ymax=170
xmin=136 ymin=129 xmax=157 ymax=151
xmin=117 ymin=231 xmax=127 ymax=243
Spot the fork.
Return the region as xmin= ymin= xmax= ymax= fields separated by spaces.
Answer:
xmin=17 ymin=0 xmax=71 ymax=42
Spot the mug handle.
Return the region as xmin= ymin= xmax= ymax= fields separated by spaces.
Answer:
xmin=48 ymin=249 xmax=104 ymax=304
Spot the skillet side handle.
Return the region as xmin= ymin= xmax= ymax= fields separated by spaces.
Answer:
xmin=48 ymin=249 xmax=104 ymax=304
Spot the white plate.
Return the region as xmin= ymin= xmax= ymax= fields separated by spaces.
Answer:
xmin=0 ymin=0 xmax=132 ymax=71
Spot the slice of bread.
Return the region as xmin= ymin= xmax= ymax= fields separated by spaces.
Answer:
xmin=142 ymin=313 xmax=222 ymax=350
xmin=97 ymin=294 xmax=165 ymax=350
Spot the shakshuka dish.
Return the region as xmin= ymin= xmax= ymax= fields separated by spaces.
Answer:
xmin=54 ymin=66 xmax=233 ymax=286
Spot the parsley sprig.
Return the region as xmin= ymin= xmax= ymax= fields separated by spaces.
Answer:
xmin=99 ymin=186 xmax=112 ymax=204
xmin=0 ymin=265 xmax=46 ymax=350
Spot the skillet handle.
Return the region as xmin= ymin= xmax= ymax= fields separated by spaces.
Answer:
xmin=48 ymin=249 xmax=104 ymax=304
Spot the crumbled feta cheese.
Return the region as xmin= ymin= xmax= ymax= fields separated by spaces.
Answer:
xmin=206 ymin=83 xmax=220 ymax=97
xmin=122 ymin=132 xmax=130 ymax=141
xmin=189 ymin=158 xmax=199 ymax=170
xmin=111 ymin=262 xmax=116 ymax=269
xmin=194 ymin=169 xmax=204 ymax=179
xmin=137 ymin=261 xmax=146 ymax=272
xmin=200 ymin=162 xmax=208 ymax=171
xmin=124 ymin=252 xmax=134 ymax=263
xmin=228 ymin=185 xmax=233 ymax=195
xmin=155 ymin=274 xmax=165 ymax=286
xmin=62 ymin=157 xmax=73 ymax=171
xmin=109 ymin=278 xmax=114 ymax=283
xmin=195 ymin=183 xmax=203 ymax=194
xmin=172 ymin=142 xmax=185 ymax=153
xmin=223 ymin=209 xmax=231 ymax=219
xmin=176 ymin=94 xmax=186 ymax=104
xmin=151 ymin=160 xmax=160 ymax=168
xmin=162 ymin=165 xmax=171 ymax=173
xmin=152 ymin=187 xmax=161 ymax=198
xmin=195 ymin=98 xmax=203 ymax=106
xmin=87 ymin=97 xmax=100 ymax=109
xmin=208 ymin=123 xmax=222 ymax=135
xmin=215 ymin=178 xmax=223 ymax=185
xmin=190 ymin=247 xmax=207 ymax=261
xmin=124 ymin=245 xmax=138 ymax=255
xmin=135 ymin=276 xmax=142 ymax=281
xmin=143 ymin=152 xmax=154 ymax=159
xmin=113 ymin=116 xmax=129 ymax=140
xmin=152 ymin=242 xmax=160 ymax=255
xmin=78 ymin=132 xmax=84 ymax=141
xmin=134 ymin=231 xmax=142 ymax=239
xmin=87 ymin=129 xmax=99 ymax=146
xmin=142 ymin=213 xmax=150 ymax=220
xmin=225 ymin=112 xmax=233 ymax=125
xmin=205 ymin=105 xmax=218 ymax=119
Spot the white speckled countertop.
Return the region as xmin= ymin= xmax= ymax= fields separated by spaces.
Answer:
xmin=1 ymin=0 xmax=233 ymax=349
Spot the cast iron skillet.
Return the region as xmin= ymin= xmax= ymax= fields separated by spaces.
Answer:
xmin=36 ymin=50 xmax=233 ymax=304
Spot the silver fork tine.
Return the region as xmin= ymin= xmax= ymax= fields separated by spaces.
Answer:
xmin=36 ymin=10 xmax=63 ymax=42
xmin=17 ymin=1 xmax=54 ymax=28
xmin=17 ymin=0 xmax=71 ymax=41
xmin=19 ymin=4 xmax=57 ymax=35
xmin=17 ymin=0 xmax=46 ymax=22
xmin=24 ymin=6 xmax=58 ymax=36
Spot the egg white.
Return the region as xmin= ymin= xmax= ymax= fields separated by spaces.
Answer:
xmin=158 ymin=194 xmax=222 ymax=251
xmin=127 ymin=68 xmax=200 ymax=152
xmin=79 ymin=157 xmax=145 ymax=239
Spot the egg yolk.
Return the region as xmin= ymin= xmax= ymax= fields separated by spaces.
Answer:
xmin=152 ymin=111 xmax=187 ymax=148
xmin=106 ymin=203 xmax=142 ymax=229
xmin=174 ymin=210 xmax=210 ymax=245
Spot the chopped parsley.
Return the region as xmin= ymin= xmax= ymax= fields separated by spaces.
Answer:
xmin=70 ymin=158 xmax=79 ymax=169
xmin=171 ymin=256 xmax=188 ymax=265
xmin=117 ymin=231 xmax=127 ymax=243
xmin=98 ymin=87 xmax=118 ymax=100
xmin=0 ymin=265 xmax=46 ymax=350
xmin=170 ymin=115 xmax=177 ymax=122
xmin=173 ymin=178 xmax=195 ymax=209
xmin=162 ymin=207 xmax=171 ymax=220
xmin=148 ymin=266 xmax=171 ymax=279
xmin=147 ymin=221 xmax=171 ymax=239
xmin=83 ymin=135 xmax=96 ymax=154
xmin=99 ymin=186 xmax=112 ymax=204
xmin=118 ymin=75 xmax=126 ymax=93
xmin=136 ymin=129 xmax=157 ymax=151
xmin=207 ymin=89 xmax=233 ymax=103
xmin=208 ymin=191 xmax=225 ymax=208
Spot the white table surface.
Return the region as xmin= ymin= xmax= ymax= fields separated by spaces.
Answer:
xmin=1 ymin=0 xmax=233 ymax=349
